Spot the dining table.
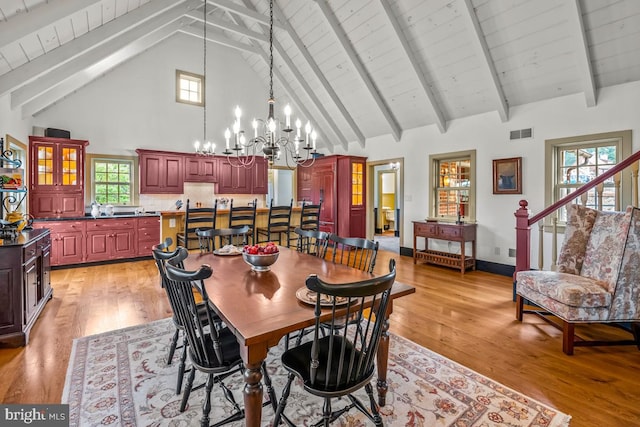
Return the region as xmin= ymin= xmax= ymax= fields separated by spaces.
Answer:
xmin=183 ymin=246 xmax=415 ymax=427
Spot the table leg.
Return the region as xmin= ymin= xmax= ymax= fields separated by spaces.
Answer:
xmin=461 ymin=239 xmax=466 ymax=275
xmin=375 ymin=314 xmax=391 ymax=407
xmin=243 ymin=361 xmax=263 ymax=427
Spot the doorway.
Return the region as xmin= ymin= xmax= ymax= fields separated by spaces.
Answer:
xmin=366 ymin=158 xmax=403 ymax=253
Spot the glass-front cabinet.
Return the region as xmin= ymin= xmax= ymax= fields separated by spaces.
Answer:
xmin=29 ymin=136 xmax=88 ymax=218
xmin=33 ymin=140 xmax=83 ymax=191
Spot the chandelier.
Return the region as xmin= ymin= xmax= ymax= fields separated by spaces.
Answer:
xmin=220 ymin=0 xmax=318 ymax=169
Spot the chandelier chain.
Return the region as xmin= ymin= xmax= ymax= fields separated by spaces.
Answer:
xmin=269 ymin=0 xmax=274 ymax=101
xmin=203 ymin=0 xmax=207 ymax=146
xmin=213 ymin=0 xmax=318 ymax=169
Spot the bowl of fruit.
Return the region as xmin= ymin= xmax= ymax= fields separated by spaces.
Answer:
xmin=242 ymin=242 xmax=279 ymax=271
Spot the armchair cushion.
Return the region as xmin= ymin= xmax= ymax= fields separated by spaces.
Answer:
xmin=556 ymin=204 xmax=598 ymax=274
xmin=580 ymin=207 xmax=632 ymax=292
xmin=517 ymin=271 xmax=611 ymax=308
xmin=608 ymin=207 xmax=640 ymax=320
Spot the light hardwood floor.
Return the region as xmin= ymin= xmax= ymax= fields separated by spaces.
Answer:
xmin=0 ymin=250 xmax=638 ymax=426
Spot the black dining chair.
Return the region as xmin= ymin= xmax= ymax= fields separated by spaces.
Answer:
xmin=164 ymin=249 xmax=278 ymax=426
xmin=289 ymin=200 xmax=322 ymax=248
xmin=256 ymin=198 xmax=293 ymax=246
xmin=284 ymin=228 xmax=331 ymax=350
xmin=273 ymin=259 xmax=397 ymax=427
xmin=228 ymin=198 xmax=257 ymax=245
xmin=176 ymin=199 xmax=218 ymax=250
xmin=327 ymin=234 xmax=379 ymax=274
xmin=294 ymin=227 xmax=329 ymax=258
xmin=151 ymin=243 xmax=220 ymax=395
xmin=196 ymin=225 xmax=250 ymax=253
xmin=156 ymin=236 xmax=173 ymax=252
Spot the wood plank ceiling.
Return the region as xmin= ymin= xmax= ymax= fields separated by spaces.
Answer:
xmin=1 ymin=0 xmax=639 ymax=151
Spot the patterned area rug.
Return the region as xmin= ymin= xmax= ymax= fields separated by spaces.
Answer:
xmin=62 ymin=318 xmax=571 ymax=426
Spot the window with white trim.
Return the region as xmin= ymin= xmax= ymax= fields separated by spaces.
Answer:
xmin=429 ymin=150 xmax=476 ymax=222
xmin=545 ymin=130 xmax=631 ymax=225
xmin=176 ymin=69 xmax=204 ymax=106
xmin=545 ymin=130 xmax=631 ymax=222
xmin=91 ymin=158 xmax=134 ymax=206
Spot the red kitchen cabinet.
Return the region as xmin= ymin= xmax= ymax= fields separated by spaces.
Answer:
xmin=297 ymin=155 xmax=366 ymax=238
xmin=137 ymin=216 xmax=160 ymax=256
xmin=297 ymin=166 xmax=313 ymax=202
xmin=251 ymin=156 xmax=268 ymax=194
xmin=85 ymin=218 xmax=136 ymax=262
xmin=29 ymin=136 xmax=88 ymax=218
xmin=32 ymin=221 xmax=85 ymax=266
xmin=184 ymin=155 xmax=217 ymax=183
xmin=137 ymin=149 xmax=184 ymax=194
xmin=217 ymin=156 xmax=268 ymax=194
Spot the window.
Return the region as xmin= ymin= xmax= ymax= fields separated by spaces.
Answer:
xmin=176 ymin=70 xmax=204 ymax=106
xmin=429 ymin=150 xmax=476 ymax=222
xmin=545 ymin=130 xmax=631 ymax=221
xmin=90 ymin=157 xmax=135 ymax=206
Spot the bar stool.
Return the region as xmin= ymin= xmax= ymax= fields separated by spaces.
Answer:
xmin=228 ymin=198 xmax=257 ymax=244
xmin=256 ymin=198 xmax=293 ymax=246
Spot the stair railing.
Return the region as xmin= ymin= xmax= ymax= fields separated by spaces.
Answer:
xmin=515 ymin=150 xmax=640 ymax=277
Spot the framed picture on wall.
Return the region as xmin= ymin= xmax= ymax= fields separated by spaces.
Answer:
xmin=493 ymin=157 xmax=522 ymax=194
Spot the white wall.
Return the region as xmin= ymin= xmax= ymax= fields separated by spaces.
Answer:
xmin=8 ymin=30 xmax=640 ymax=266
xmin=334 ymin=81 xmax=640 ymax=265
xmin=33 ymin=33 xmax=268 ymax=157
xmin=0 ymin=94 xmax=33 ymax=144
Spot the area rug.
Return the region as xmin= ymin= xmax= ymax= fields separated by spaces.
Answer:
xmin=62 ymin=318 xmax=571 ymax=426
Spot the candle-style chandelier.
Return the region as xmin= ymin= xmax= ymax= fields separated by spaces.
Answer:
xmin=219 ymin=0 xmax=318 ymax=169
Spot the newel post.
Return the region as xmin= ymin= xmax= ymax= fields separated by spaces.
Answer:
xmin=514 ymin=199 xmax=531 ymax=276
xmin=513 ymin=200 xmax=531 ymax=300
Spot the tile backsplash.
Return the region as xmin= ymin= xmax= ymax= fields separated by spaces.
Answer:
xmin=138 ymin=182 xmax=267 ymax=212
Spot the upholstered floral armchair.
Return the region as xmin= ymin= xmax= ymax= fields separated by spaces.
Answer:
xmin=515 ymin=204 xmax=640 ymax=355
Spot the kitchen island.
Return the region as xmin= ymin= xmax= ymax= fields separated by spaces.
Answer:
xmin=0 ymin=228 xmax=51 ymax=346
xmin=159 ymin=206 xmax=303 ymax=250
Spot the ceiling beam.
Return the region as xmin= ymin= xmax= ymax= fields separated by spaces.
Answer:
xmin=21 ymin=19 xmax=187 ymax=118
xmin=378 ymin=0 xmax=446 ymax=134
xmin=184 ymin=12 xmax=268 ymax=42
xmin=272 ymin=1 xmax=365 ymax=148
xmin=314 ymin=0 xmax=402 ymax=142
xmin=205 ymin=0 xmax=284 ymax=30
xmin=0 ymin=0 xmax=194 ymax=98
xmin=220 ymin=3 xmax=340 ymax=151
xmin=0 ymin=0 xmax=102 ymax=50
xmin=274 ymin=38 xmax=348 ymax=150
xmin=11 ymin=0 xmax=201 ymax=108
xmin=235 ymin=0 xmax=347 ymax=150
xmin=459 ymin=0 xmax=509 ymax=122
xmin=566 ymin=0 xmax=597 ymax=107
xmin=179 ymin=25 xmax=261 ymax=55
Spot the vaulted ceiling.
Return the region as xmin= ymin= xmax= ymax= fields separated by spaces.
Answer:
xmin=1 ymin=0 xmax=640 ymax=152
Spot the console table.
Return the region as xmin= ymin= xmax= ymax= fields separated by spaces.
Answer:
xmin=413 ymin=221 xmax=477 ymax=274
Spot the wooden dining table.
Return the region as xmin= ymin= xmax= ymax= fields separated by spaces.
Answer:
xmin=183 ymin=246 xmax=415 ymax=427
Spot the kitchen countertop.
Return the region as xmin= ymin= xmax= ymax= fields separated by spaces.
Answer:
xmin=0 ymin=228 xmax=49 ymax=247
xmin=158 ymin=207 xmax=302 ymax=215
xmin=33 ymin=212 xmax=161 ymax=222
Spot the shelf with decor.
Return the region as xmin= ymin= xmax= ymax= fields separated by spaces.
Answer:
xmin=412 ymin=220 xmax=476 ymax=274
xmin=0 ymin=137 xmax=27 ymax=225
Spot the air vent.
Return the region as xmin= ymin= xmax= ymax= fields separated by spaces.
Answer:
xmin=509 ymin=128 xmax=533 ymax=140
